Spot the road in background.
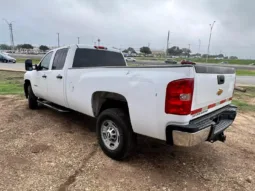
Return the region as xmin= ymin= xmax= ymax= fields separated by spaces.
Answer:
xmin=9 ymin=53 xmax=43 ymax=59
xmin=236 ymin=76 xmax=255 ymax=86
xmin=136 ymin=60 xmax=255 ymax=70
xmin=0 ymin=62 xmax=254 ymax=85
xmin=5 ymin=53 xmax=255 ymax=71
xmin=0 ymin=63 xmax=24 ymax=71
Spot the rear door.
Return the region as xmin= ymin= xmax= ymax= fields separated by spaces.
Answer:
xmin=46 ymin=48 xmax=68 ymax=107
xmin=33 ymin=51 xmax=53 ymax=99
xmin=191 ymin=66 xmax=235 ymax=118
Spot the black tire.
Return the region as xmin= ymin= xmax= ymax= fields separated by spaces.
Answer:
xmin=96 ymin=108 xmax=136 ymax=160
xmin=28 ymin=85 xmax=38 ymax=109
xmin=4 ymin=60 xmax=7 ymax=63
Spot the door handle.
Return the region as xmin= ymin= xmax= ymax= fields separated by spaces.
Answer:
xmin=56 ymin=74 xmax=63 ymax=79
xmin=42 ymin=75 xmax=47 ymax=78
xmin=217 ymin=75 xmax=225 ymax=84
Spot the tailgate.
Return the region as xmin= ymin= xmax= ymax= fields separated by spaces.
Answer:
xmin=191 ymin=65 xmax=235 ymax=118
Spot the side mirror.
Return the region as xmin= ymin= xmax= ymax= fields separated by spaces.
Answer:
xmin=25 ymin=59 xmax=33 ymax=71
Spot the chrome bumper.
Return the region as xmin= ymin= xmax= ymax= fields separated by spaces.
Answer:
xmin=172 ymin=127 xmax=211 ymax=147
xmin=166 ymin=105 xmax=237 ymax=147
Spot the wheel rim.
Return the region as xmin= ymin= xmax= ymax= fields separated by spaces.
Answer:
xmin=101 ymin=120 xmax=120 ymax=150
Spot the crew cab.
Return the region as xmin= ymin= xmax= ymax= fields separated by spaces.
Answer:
xmin=24 ymin=44 xmax=237 ymax=160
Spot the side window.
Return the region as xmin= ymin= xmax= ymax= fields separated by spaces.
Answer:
xmin=40 ymin=52 xmax=53 ymax=70
xmin=52 ymin=48 xmax=68 ymax=70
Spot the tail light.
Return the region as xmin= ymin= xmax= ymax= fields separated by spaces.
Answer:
xmin=165 ymin=78 xmax=194 ymax=115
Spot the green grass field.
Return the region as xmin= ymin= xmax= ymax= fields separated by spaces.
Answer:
xmin=232 ymin=86 xmax=255 ymax=112
xmin=16 ymin=58 xmax=41 ymax=64
xmin=0 ymin=71 xmax=24 ymax=95
xmin=136 ymin=57 xmax=255 ymax=65
xmin=236 ymin=70 xmax=255 ymax=76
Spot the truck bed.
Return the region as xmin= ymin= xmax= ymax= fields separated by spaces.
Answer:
xmin=71 ymin=64 xmax=235 ymax=74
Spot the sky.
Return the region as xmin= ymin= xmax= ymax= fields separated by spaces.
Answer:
xmin=0 ymin=0 xmax=254 ymax=58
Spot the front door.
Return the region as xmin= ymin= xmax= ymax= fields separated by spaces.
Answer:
xmin=33 ymin=51 xmax=53 ymax=99
xmin=46 ymin=48 xmax=68 ymax=107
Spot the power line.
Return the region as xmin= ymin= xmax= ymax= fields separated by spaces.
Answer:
xmin=166 ymin=30 xmax=170 ymax=57
xmin=3 ymin=19 xmax=15 ymax=52
xmin=206 ymin=21 xmax=216 ymax=62
xmin=198 ymin=39 xmax=201 ymax=53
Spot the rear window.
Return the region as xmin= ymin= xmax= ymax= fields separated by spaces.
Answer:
xmin=73 ymin=48 xmax=126 ymax=68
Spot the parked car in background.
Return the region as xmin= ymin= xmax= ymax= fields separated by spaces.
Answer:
xmin=181 ymin=60 xmax=196 ymax=65
xmin=0 ymin=53 xmax=16 ymax=63
xmin=165 ymin=58 xmax=177 ymax=64
xmin=125 ymin=57 xmax=136 ymax=62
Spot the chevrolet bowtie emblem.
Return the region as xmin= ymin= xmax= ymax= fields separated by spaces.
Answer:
xmin=217 ymin=89 xmax=223 ymax=96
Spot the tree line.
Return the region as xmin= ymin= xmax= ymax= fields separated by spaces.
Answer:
xmin=122 ymin=47 xmax=152 ymax=54
xmin=0 ymin=44 xmax=50 ymax=52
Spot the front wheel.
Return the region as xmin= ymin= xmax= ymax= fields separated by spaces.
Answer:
xmin=96 ymin=108 xmax=136 ymax=160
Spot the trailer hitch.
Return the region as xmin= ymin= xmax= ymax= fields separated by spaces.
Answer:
xmin=210 ymin=132 xmax=226 ymax=143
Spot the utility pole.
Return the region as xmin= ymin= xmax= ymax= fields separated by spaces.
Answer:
xmin=166 ymin=30 xmax=170 ymax=57
xmin=148 ymin=43 xmax=150 ymax=48
xmin=77 ymin=37 xmax=80 ymax=44
xmin=57 ymin=33 xmax=60 ymax=47
xmin=198 ymin=39 xmax=201 ymax=54
xmin=97 ymin=38 xmax=100 ymax=46
xmin=206 ymin=21 xmax=216 ymax=62
xmin=188 ymin=44 xmax=191 ymax=58
xmin=3 ymin=19 xmax=15 ymax=52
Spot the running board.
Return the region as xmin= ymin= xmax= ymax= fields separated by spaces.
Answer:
xmin=37 ymin=100 xmax=70 ymax=113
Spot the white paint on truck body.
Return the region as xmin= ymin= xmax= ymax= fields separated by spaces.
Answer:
xmin=24 ymin=44 xmax=235 ymax=141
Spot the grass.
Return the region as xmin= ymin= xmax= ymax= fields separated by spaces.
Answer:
xmin=0 ymin=71 xmax=24 ymax=95
xmin=16 ymin=58 xmax=41 ymax=64
xmin=233 ymin=86 xmax=255 ymax=112
xmin=236 ymin=70 xmax=255 ymax=76
xmin=136 ymin=57 xmax=255 ymax=65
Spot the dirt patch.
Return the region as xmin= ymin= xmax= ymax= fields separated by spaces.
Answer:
xmin=0 ymin=96 xmax=254 ymax=191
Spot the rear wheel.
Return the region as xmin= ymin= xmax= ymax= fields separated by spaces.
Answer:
xmin=96 ymin=108 xmax=136 ymax=160
xmin=28 ymin=85 xmax=38 ymax=109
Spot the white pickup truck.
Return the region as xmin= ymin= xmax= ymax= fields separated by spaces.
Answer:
xmin=24 ymin=45 xmax=237 ymax=160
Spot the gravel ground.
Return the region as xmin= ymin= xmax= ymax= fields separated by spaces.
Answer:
xmin=0 ymin=96 xmax=254 ymax=191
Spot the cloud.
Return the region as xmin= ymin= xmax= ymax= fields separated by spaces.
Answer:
xmin=0 ymin=0 xmax=254 ymax=58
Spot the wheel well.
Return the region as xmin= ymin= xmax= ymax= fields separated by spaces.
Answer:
xmin=24 ymin=80 xmax=31 ymax=98
xmin=92 ymin=91 xmax=129 ymax=117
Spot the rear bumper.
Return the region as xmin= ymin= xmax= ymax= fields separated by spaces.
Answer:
xmin=166 ymin=105 xmax=237 ymax=146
